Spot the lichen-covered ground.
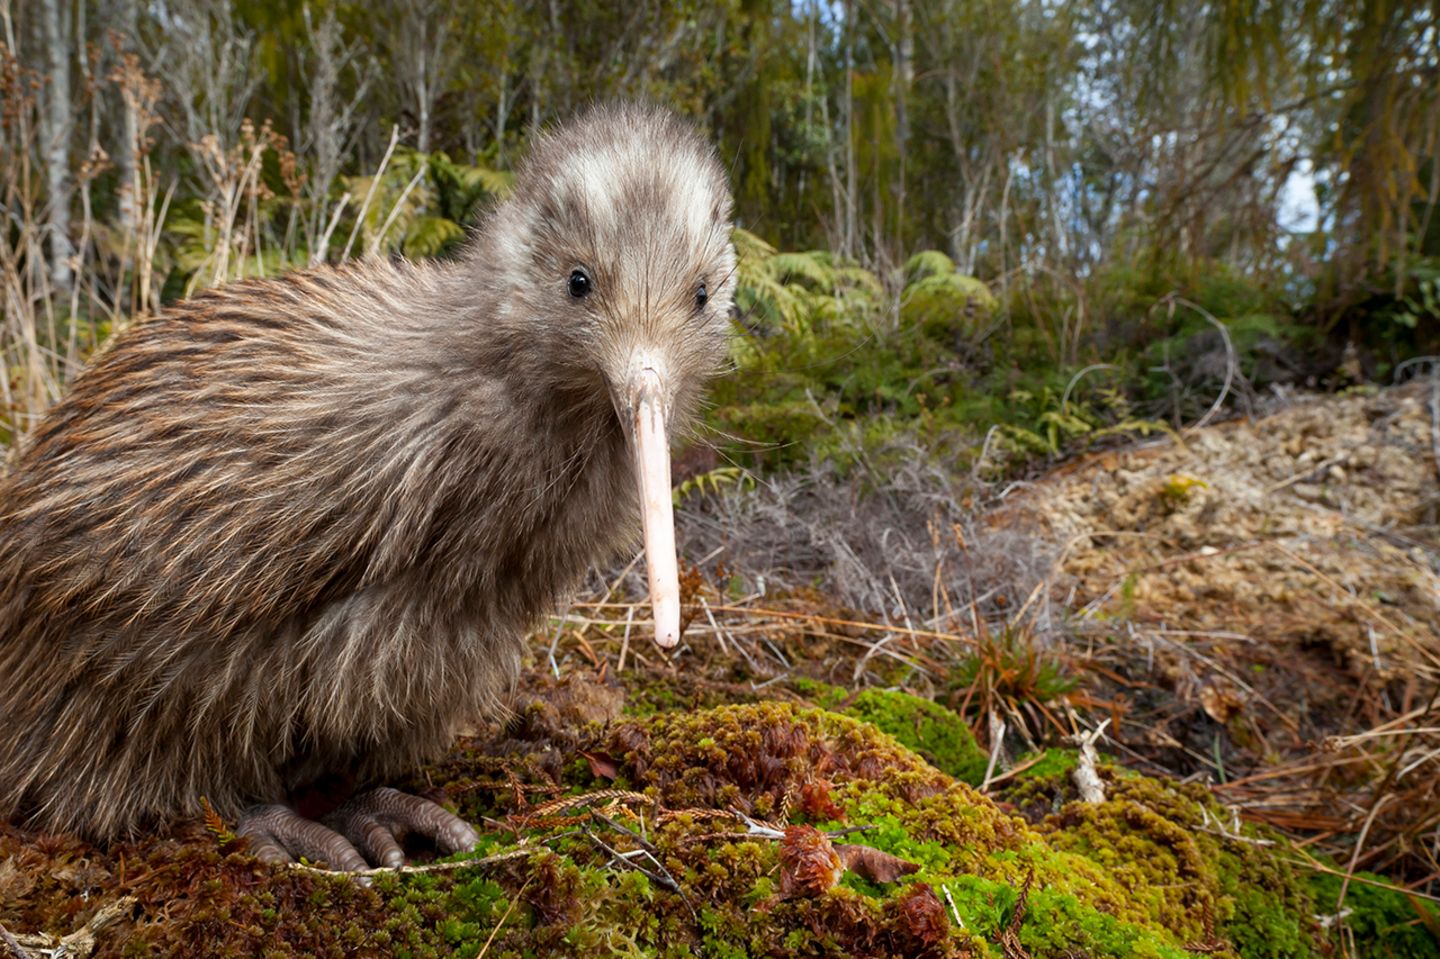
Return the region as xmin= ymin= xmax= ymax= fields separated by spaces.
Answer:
xmin=3 ymin=385 xmax=1438 ymax=957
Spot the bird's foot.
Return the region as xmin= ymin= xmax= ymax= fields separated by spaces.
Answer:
xmin=237 ymin=787 xmax=479 ymax=872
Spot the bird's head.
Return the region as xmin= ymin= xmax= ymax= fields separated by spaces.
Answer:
xmin=477 ymin=103 xmax=736 ymax=649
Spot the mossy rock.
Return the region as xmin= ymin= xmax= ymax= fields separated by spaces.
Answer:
xmin=3 ymin=702 xmax=1435 ymax=957
xmin=901 ymin=271 xmax=999 ymax=341
xmin=903 ymin=249 xmax=958 ymax=285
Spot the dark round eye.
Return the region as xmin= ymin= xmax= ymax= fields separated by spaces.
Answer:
xmin=569 ymin=269 xmax=591 ymax=298
xmin=695 ymin=282 xmax=708 ymax=309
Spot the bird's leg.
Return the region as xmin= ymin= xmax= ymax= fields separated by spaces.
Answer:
xmin=237 ymin=787 xmax=479 ymax=871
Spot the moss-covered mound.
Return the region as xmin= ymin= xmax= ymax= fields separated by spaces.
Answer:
xmin=1 ymin=699 xmax=1434 ymax=958
xmin=815 ymin=684 xmax=990 ymax=785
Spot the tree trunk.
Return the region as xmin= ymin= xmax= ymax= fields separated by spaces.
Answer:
xmin=736 ymin=0 xmax=772 ymax=223
xmin=113 ymin=0 xmax=139 ymax=236
xmin=415 ymin=40 xmax=431 ymax=154
xmin=892 ymin=0 xmax=912 ymax=255
xmin=841 ymin=0 xmax=858 ymax=261
xmin=39 ymin=0 xmax=74 ymax=294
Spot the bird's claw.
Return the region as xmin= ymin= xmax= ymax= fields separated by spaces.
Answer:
xmin=238 ymin=787 xmax=479 ymax=872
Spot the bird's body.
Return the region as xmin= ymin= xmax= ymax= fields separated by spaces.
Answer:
xmin=0 ymin=103 xmax=734 ymax=857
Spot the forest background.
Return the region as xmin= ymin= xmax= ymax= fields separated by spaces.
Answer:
xmin=2 ymin=0 xmax=1438 ymax=465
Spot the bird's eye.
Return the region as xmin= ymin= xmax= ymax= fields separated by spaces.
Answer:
xmin=569 ymin=270 xmax=592 ymax=298
xmin=695 ymin=282 xmax=708 ymax=309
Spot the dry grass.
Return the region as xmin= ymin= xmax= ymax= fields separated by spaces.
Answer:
xmin=548 ymin=449 xmax=1094 ymax=757
xmin=0 ymin=42 xmax=413 ymax=454
xmin=671 ymin=451 xmax=1064 ymax=638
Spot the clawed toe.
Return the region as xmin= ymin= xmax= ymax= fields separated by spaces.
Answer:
xmin=326 ymin=787 xmax=480 ymax=858
xmin=237 ymin=804 xmax=369 ymax=872
xmin=237 ymin=789 xmax=478 ymax=873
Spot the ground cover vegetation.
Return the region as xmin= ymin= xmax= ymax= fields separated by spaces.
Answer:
xmin=2 ymin=0 xmax=1439 ymax=955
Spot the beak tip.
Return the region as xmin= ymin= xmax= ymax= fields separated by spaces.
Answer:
xmin=653 ymin=613 xmax=681 ymax=649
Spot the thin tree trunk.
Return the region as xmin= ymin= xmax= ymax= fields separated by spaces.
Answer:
xmin=1044 ymin=93 xmax=1066 ymax=265
xmin=113 ymin=0 xmax=139 ymax=235
xmin=415 ymin=40 xmax=431 ymax=153
xmin=842 ymin=0 xmax=857 ymax=261
xmin=798 ymin=1 xmax=816 ymax=201
xmin=39 ymin=0 xmax=74 ymax=294
xmin=495 ymin=71 xmax=511 ymax=164
xmin=736 ymin=0 xmax=772 ymax=222
xmin=892 ymin=0 xmax=912 ymax=256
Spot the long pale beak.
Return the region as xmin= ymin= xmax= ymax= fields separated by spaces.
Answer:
xmin=629 ymin=364 xmax=681 ymax=648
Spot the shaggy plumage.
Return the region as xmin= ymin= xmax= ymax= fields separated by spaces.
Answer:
xmin=0 ymin=102 xmax=735 ymax=844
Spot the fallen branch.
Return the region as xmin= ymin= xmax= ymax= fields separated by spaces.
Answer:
xmin=1 ymin=923 xmax=27 ymax=959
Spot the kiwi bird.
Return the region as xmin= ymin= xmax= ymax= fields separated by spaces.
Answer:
xmin=0 ymin=103 xmax=735 ymax=869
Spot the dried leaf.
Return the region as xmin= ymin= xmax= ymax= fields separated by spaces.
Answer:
xmin=835 ymin=843 xmax=920 ymax=883
xmin=579 ymin=750 xmax=619 ymax=780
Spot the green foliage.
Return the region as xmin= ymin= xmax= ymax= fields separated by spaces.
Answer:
xmin=714 ymin=237 xmax=1270 ymax=477
xmin=841 ymin=689 xmax=988 ymax=785
xmin=342 ymin=150 xmax=505 ymax=259
xmin=1355 ymin=257 xmax=1440 ymax=374
xmin=1392 ymin=275 xmax=1440 ymax=330
xmin=426 ymin=152 xmax=513 ymax=224
xmin=901 ymin=271 xmax=998 ymax=341
xmin=401 ymin=215 xmax=466 ymax=259
xmin=903 ymin=250 xmax=958 ymax=285
xmin=1306 ymin=873 xmax=1440 ymax=959
xmin=7 ymin=0 xmax=1439 ymax=458
xmin=732 ymin=227 xmax=882 ymax=338
xmin=673 ymin=466 xmax=754 ymax=505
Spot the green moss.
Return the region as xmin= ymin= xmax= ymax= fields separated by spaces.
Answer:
xmin=1018 ymin=889 xmax=1200 ymax=959
xmin=1017 ymin=747 xmax=1080 ymax=781
xmin=840 ymin=689 xmax=988 ymax=785
xmin=903 ymin=250 xmax=957 ymax=284
xmin=789 ymin=677 xmax=848 ymax=709
xmin=902 ymin=272 xmax=999 ymax=340
xmin=613 ymin=703 xmax=1317 ymax=957
xmin=1307 ymin=872 xmax=1440 ymax=959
